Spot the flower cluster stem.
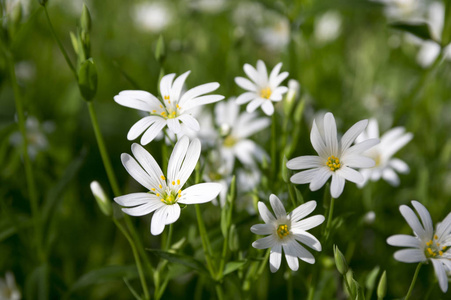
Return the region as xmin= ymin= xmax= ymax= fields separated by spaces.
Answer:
xmin=195 ymin=204 xmax=216 ymax=277
xmin=404 ymin=263 xmax=422 ymax=300
xmin=326 ymin=197 xmax=336 ymax=233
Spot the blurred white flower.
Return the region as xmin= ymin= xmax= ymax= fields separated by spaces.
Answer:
xmin=215 ymin=98 xmax=270 ymax=172
xmin=287 ymin=112 xmax=379 ymax=198
xmin=314 ymin=11 xmax=342 ymax=44
xmin=258 ymin=17 xmax=290 ymax=52
xmin=235 ymin=60 xmax=289 ymax=116
xmin=0 ymin=271 xmax=21 ymax=300
xmin=10 ymin=116 xmax=51 ymax=159
xmin=356 ymin=118 xmax=413 ymax=187
xmin=375 ymin=0 xmax=421 ymax=20
xmin=251 ymin=194 xmax=324 ymax=272
xmin=363 ymin=211 xmax=376 ymax=224
xmin=115 ymin=71 xmax=224 ymax=145
xmin=387 ymin=200 xmax=451 ymax=292
xmin=132 ymin=2 xmax=172 ymax=33
xmin=114 ymin=137 xmax=222 ymax=235
xmin=189 ymin=0 xmax=226 ymax=13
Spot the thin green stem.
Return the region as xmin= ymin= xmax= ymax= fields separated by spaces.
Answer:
xmin=287 ymin=270 xmax=293 ymax=300
xmin=405 ymin=263 xmax=422 ymax=300
xmin=114 ymin=218 xmax=150 ymax=300
xmin=43 ymin=6 xmax=77 ymax=78
xmin=343 ymin=273 xmax=354 ymax=299
xmin=165 ymin=223 xmax=173 ymax=250
xmin=256 ymin=249 xmax=270 ymax=277
xmin=195 ymin=204 xmax=216 ymax=277
xmin=326 ymin=197 xmax=335 ymax=232
xmin=7 ymin=50 xmax=43 ymax=260
xmin=215 ymin=284 xmax=224 ymax=300
xmin=271 ymin=113 xmax=277 ymax=180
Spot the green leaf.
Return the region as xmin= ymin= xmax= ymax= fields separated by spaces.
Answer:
xmin=146 ymin=249 xmax=209 ymax=275
xmin=155 ymin=35 xmax=165 ymax=62
xmin=80 ymin=4 xmax=92 ymax=33
xmin=442 ymin=1 xmax=451 ymax=45
xmin=223 ymin=260 xmax=247 ymax=276
xmin=377 ymin=271 xmax=387 ymax=299
xmin=78 ymin=58 xmax=98 ymax=101
xmin=390 ymin=22 xmax=434 ymax=42
xmin=68 ymin=265 xmax=138 ymax=293
xmin=365 ymin=266 xmax=380 ymax=290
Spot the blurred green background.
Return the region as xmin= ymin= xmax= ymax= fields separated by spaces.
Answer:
xmin=1 ymin=0 xmax=451 ymax=299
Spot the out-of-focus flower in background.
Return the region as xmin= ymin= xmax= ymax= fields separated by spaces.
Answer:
xmin=132 ymin=1 xmax=173 ymax=33
xmin=10 ymin=116 xmax=53 ymax=159
xmin=314 ymin=10 xmax=342 ymax=44
xmin=0 ymin=271 xmax=21 ymax=300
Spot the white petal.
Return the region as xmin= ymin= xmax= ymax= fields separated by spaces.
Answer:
xmin=234 ymin=117 xmax=270 ymax=139
xmin=244 ymin=63 xmax=263 ymax=85
xmin=121 ymin=153 xmax=153 ymax=190
xmin=431 ymin=259 xmax=449 ymax=292
xmin=250 ymin=224 xmax=274 ymax=235
xmin=115 ymin=192 xmax=157 ymax=207
xmin=252 ymin=235 xmax=276 ymax=249
xmin=399 ymin=205 xmax=428 ymax=240
xmin=183 ymin=95 xmax=225 ymax=111
xmin=284 ymin=240 xmax=315 ymax=265
xmin=178 ymin=114 xmax=200 ymax=131
xmin=269 ymin=244 xmax=282 ymax=273
xmin=340 ymin=119 xmax=368 ymax=153
xmin=393 ymin=249 xmax=426 ymax=263
xmin=268 ymin=62 xmax=282 ymax=84
xmin=290 ymin=201 xmax=317 ymax=222
xmin=122 ymin=199 xmax=165 ymax=217
xmin=114 ymin=90 xmax=161 ymax=111
xmin=177 ymin=138 xmax=201 ymax=186
xmin=287 ymin=156 xmax=324 ymax=170
xmin=292 ymin=229 xmax=322 ymax=251
xmin=330 ymin=173 xmax=345 ymax=198
xmin=336 ymin=166 xmax=364 ymax=184
xmin=283 ymin=243 xmax=299 ymax=271
xmin=271 ymin=72 xmax=289 ymax=88
xmin=436 ymin=212 xmax=451 ymax=240
xmin=311 ymin=120 xmax=328 ymax=158
xmin=309 ymin=167 xmax=332 ymax=191
xmin=411 ymin=201 xmax=433 ymax=239
xmin=384 ymin=132 xmax=413 ymax=159
xmin=269 ymin=194 xmax=287 ymax=219
xmin=235 ymin=77 xmax=257 ymax=92
xmin=236 ymin=92 xmax=257 ymax=104
xmin=383 ymin=168 xmax=399 ymax=186
xmin=179 ymin=82 xmax=221 ymax=106
xmin=246 ymin=97 xmax=265 ymax=113
xmin=258 ymin=201 xmax=276 ymax=224
xmin=170 ymin=71 xmax=190 ymax=101
xmin=179 ymin=183 xmax=222 ymax=204
xmin=167 ymin=118 xmax=182 ymax=135
xmin=167 ymin=136 xmax=190 ymax=185
xmin=127 ymin=116 xmax=160 ymax=141
xmin=160 ymin=73 xmax=176 ymax=99
xmin=234 ymin=140 xmax=259 ymax=167
xmin=269 ymin=86 xmax=288 ymax=101
xmin=290 ymin=169 xmax=319 ymax=184
xmin=293 ymin=215 xmax=325 ymax=231
xmin=344 ymin=138 xmax=380 ymax=156
xmin=140 ymin=118 xmax=167 ymax=145
xmin=323 ymin=113 xmax=338 ymax=155
xmin=256 ymin=60 xmax=268 ymax=82
xmin=389 ymin=158 xmax=409 ymax=174
xmin=131 ymin=143 xmax=165 ymax=189
xmin=261 ymin=101 xmax=274 ymax=116
xmin=150 ymin=206 xmax=168 ymax=235
xmin=342 ymin=155 xmax=375 ymax=168
xmin=387 ymin=234 xmax=422 ymax=248
xmin=367 ymin=118 xmax=379 ymax=138
xmin=164 ymin=204 xmax=181 ymax=225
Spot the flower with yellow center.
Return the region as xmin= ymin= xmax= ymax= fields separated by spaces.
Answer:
xmin=114 ymin=137 xmax=222 ymax=235
xmin=114 ymin=71 xmax=224 ymax=145
xmin=287 ymin=112 xmax=379 ymax=198
xmin=235 ymin=60 xmax=288 ymax=116
xmin=251 ymin=194 xmax=324 ymax=272
xmin=387 ymin=200 xmax=451 ymax=293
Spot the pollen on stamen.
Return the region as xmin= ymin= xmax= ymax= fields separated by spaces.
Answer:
xmin=176 ymin=104 xmax=181 ymax=109
xmin=172 ymin=181 xmax=175 ymax=185
xmin=160 ymin=198 xmax=165 ymax=202
xmin=159 ymin=184 xmax=162 ymax=189
xmin=434 ymin=234 xmax=438 ymax=240
xmin=159 ymin=105 xmax=163 ymax=108
xmin=151 ymin=188 xmax=156 ymax=191
xmin=161 ymin=175 xmax=165 ymax=180
xmin=156 ymin=193 xmax=160 ymax=197
xmin=427 ymin=248 xmax=434 ymax=255
xmin=426 ymin=240 xmax=433 ymax=246
xmin=439 ymin=250 xmax=444 ymax=256
xmin=177 ymin=179 xmax=180 ymax=185
xmin=327 ymin=155 xmax=341 ymax=171
xmin=152 ymin=110 xmax=156 ymax=113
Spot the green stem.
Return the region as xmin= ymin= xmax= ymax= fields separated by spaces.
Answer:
xmin=256 ymin=249 xmax=271 ymax=277
xmin=271 ymin=113 xmax=277 ymax=180
xmin=165 ymin=223 xmax=173 ymax=250
xmin=87 ymin=102 xmax=121 ymax=196
xmin=326 ymin=197 xmax=335 ymax=232
xmin=405 ymin=263 xmax=422 ymax=300
xmin=195 ymin=204 xmax=216 ymax=277
xmin=343 ymin=273 xmax=354 ymax=298
xmin=287 ymin=270 xmax=293 ymax=300
xmin=7 ymin=50 xmax=43 ymax=260
xmin=43 ymin=6 xmax=77 ymax=78
xmin=215 ymin=284 xmax=224 ymax=300
xmin=114 ymin=218 xmax=150 ymax=300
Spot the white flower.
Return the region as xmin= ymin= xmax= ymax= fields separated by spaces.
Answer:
xmin=387 ymin=200 xmax=451 ymax=293
xmin=258 ymin=17 xmax=290 ymax=52
xmin=132 ymin=2 xmax=172 ymax=33
xmin=114 ymin=136 xmax=222 ymax=235
xmin=235 ymin=60 xmax=289 ymax=116
xmin=0 ymin=271 xmax=21 ymax=300
xmin=215 ymin=98 xmax=270 ymax=172
xmin=114 ymin=71 xmax=224 ymax=145
xmin=314 ymin=11 xmax=342 ymax=44
xmin=356 ymin=118 xmax=413 ymax=187
xmin=251 ymin=194 xmax=324 ymax=272
xmin=287 ymin=112 xmax=379 ymax=198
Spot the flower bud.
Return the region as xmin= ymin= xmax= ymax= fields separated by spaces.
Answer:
xmin=333 ymin=245 xmax=348 ymax=275
xmin=81 ymin=4 xmax=92 ymax=33
xmin=377 ymin=270 xmax=387 ymax=299
xmin=90 ymin=181 xmax=112 ymax=216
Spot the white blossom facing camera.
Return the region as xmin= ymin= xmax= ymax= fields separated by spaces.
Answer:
xmin=114 ymin=136 xmax=222 ymax=235
xmin=356 ymin=118 xmax=413 ymax=187
xmin=387 ymin=201 xmax=451 ymax=293
xmin=251 ymin=194 xmax=324 ymax=272
xmin=235 ymin=60 xmax=289 ymax=116
xmin=287 ymin=112 xmax=379 ymax=198
xmin=114 ymin=71 xmax=224 ymax=145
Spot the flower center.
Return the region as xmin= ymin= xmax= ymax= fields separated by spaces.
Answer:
xmin=160 ymin=189 xmax=182 ymax=205
xmin=223 ymin=135 xmax=237 ymax=147
xmin=327 ymin=155 xmax=341 ymax=171
xmin=425 ymin=234 xmax=447 ymax=258
xmin=260 ymin=87 xmax=272 ymax=99
xmin=277 ymin=224 xmax=290 ymax=239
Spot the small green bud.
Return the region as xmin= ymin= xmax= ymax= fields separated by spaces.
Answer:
xmin=333 ymin=245 xmax=349 ymax=275
xmin=10 ymin=2 xmax=22 ymax=26
xmin=78 ymin=58 xmax=98 ymax=101
xmin=70 ymin=31 xmax=80 ymax=56
xmin=228 ymin=224 xmax=239 ymax=252
xmin=80 ymin=4 xmax=92 ymax=33
xmin=155 ymin=35 xmax=165 ymax=62
xmin=90 ymin=181 xmax=112 ymax=216
xmin=377 ymin=271 xmax=387 ymax=300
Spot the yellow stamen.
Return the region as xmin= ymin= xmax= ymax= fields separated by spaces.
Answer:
xmin=164 ymin=95 xmax=170 ymax=100
xmin=151 ymin=188 xmax=156 ymax=191
xmin=260 ymin=87 xmax=272 ymax=99
xmin=327 ymin=155 xmax=341 ymax=171
xmin=443 ymin=246 xmax=447 ymax=250
xmin=427 ymin=248 xmax=434 ymax=255
xmin=159 ymin=184 xmax=162 ymax=189
xmin=426 ymin=240 xmax=433 ymax=246
xmin=439 ymin=250 xmax=444 ymax=256
xmin=161 ymin=112 xmax=167 ymax=116
xmin=160 ymin=198 xmax=165 ymax=202
xmin=177 ymin=179 xmax=180 ymax=185
xmin=176 ymin=104 xmax=181 ymax=109
xmin=161 ymin=175 xmax=165 ymax=180
xmin=178 ymin=194 xmax=181 ymax=198
xmin=434 ymin=234 xmax=438 ymax=240
xmin=156 ymin=193 xmax=160 ymax=197
xmin=152 ymin=110 xmax=156 ymax=113
xmin=276 ymin=224 xmax=290 ymax=239
xmin=160 ymin=105 xmax=163 ymax=108
xmin=172 ymin=181 xmax=175 ymax=185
